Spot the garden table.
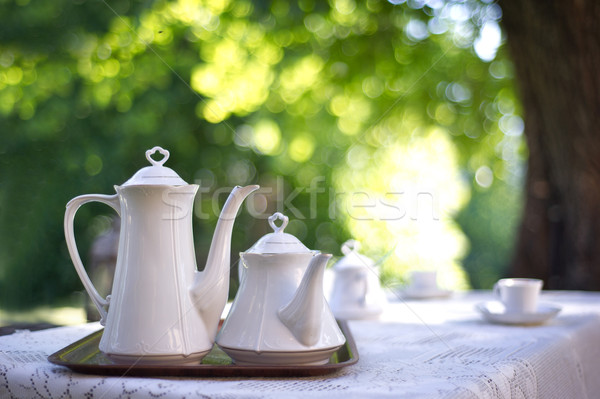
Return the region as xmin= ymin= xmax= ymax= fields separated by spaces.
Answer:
xmin=1 ymin=290 xmax=599 ymax=398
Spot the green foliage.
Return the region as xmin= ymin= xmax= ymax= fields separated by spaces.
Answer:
xmin=456 ymin=178 xmax=524 ymax=289
xmin=0 ymin=0 xmax=524 ymax=309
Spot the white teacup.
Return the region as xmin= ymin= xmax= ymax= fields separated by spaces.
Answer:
xmin=409 ymin=270 xmax=438 ymax=291
xmin=494 ymin=278 xmax=543 ymax=314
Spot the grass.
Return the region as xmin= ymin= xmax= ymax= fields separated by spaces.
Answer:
xmin=0 ymin=305 xmax=87 ymax=327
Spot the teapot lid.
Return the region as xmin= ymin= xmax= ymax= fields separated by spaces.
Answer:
xmin=334 ymin=239 xmax=375 ymax=270
xmin=121 ymin=146 xmax=188 ymax=186
xmin=245 ymin=212 xmax=312 ymax=254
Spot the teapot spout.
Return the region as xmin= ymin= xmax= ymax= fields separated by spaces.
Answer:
xmin=278 ymin=253 xmax=332 ymax=347
xmin=190 ymin=184 xmax=259 ymax=336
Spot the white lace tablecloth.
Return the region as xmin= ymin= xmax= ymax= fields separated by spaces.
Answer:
xmin=1 ymin=291 xmax=600 ymax=398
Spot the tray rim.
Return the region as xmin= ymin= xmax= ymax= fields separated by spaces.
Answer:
xmin=47 ymin=320 xmax=358 ymax=378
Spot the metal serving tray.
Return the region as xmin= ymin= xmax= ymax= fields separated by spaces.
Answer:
xmin=48 ymin=321 xmax=358 ymax=378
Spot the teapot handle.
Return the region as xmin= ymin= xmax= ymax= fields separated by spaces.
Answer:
xmin=64 ymin=194 xmax=120 ymax=325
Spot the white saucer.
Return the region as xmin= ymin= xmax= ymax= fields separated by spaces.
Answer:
xmin=399 ymin=287 xmax=453 ymax=300
xmin=476 ymin=301 xmax=561 ymax=325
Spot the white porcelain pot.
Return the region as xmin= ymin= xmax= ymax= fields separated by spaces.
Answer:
xmin=64 ymin=146 xmax=258 ymax=364
xmin=217 ymin=212 xmax=345 ymax=365
xmin=329 ymin=240 xmax=387 ymax=320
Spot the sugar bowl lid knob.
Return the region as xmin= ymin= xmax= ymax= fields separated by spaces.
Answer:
xmin=341 ymin=239 xmax=360 ymax=255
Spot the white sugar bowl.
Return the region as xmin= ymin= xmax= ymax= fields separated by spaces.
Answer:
xmin=329 ymin=240 xmax=387 ymax=320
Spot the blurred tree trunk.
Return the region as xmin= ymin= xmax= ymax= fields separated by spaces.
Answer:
xmin=501 ymin=1 xmax=600 ymax=289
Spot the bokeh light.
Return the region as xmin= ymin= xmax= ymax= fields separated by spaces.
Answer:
xmin=0 ymin=0 xmax=525 ymax=312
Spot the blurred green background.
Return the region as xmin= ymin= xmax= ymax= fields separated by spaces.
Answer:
xmin=0 ymin=0 xmax=525 ymax=323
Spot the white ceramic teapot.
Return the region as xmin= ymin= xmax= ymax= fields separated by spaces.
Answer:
xmin=216 ymin=212 xmax=346 ymax=365
xmin=329 ymin=240 xmax=387 ymax=320
xmin=64 ymin=146 xmax=258 ymax=364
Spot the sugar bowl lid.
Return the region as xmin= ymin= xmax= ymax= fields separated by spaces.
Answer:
xmin=244 ymin=212 xmax=312 ymax=254
xmin=334 ymin=239 xmax=375 ymax=270
xmin=121 ymin=146 xmax=188 ymax=186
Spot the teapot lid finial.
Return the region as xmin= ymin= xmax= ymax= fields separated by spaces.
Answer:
xmin=145 ymin=146 xmax=170 ymax=166
xmin=121 ymin=146 xmax=188 ymax=186
xmin=244 ymin=212 xmax=312 ymax=254
xmin=268 ymin=212 xmax=289 ymax=234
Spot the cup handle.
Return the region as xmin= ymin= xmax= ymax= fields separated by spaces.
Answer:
xmin=493 ymin=282 xmax=501 ymax=299
xmin=64 ymin=193 xmax=120 ymax=325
